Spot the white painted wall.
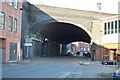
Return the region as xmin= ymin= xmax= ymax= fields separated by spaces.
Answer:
xmin=109 ymin=50 xmax=114 ymax=61
xmin=102 ymin=33 xmax=120 ymax=44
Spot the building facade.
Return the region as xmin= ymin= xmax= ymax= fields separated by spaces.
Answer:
xmin=92 ymin=15 xmax=120 ymax=61
xmin=67 ymin=42 xmax=91 ymax=55
xmin=0 ymin=0 xmax=22 ymax=62
xmin=76 ymin=42 xmax=91 ymax=53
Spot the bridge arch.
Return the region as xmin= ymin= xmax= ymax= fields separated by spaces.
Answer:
xmin=32 ymin=21 xmax=92 ymax=40
xmin=33 ymin=22 xmax=91 ymax=44
xmin=58 ymin=21 xmax=92 ymax=38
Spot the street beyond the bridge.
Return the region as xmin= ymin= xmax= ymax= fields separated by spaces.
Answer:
xmin=3 ymin=56 xmax=117 ymax=78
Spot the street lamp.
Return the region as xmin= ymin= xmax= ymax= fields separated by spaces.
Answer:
xmin=97 ymin=2 xmax=102 ymax=13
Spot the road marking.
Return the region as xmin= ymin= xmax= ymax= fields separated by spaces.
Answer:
xmin=59 ymin=72 xmax=70 ymax=80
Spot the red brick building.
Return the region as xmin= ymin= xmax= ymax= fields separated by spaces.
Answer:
xmin=0 ymin=0 xmax=22 ymax=62
xmin=76 ymin=42 xmax=91 ymax=53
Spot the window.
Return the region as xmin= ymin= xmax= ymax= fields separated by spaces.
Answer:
xmin=115 ymin=21 xmax=117 ymax=33
xmin=8 ymin=16 xmax=13 ymax=31
xmin=108 ymin=22 xmax=110 ymax=34
xmin=9 ymin=0 xmax=13 ymax=6
xmin=9 ymin=0 xmax=18 ymax=9
xmin=14 ymin=0 xmax=18 ymax=9
xmin=104 ymin=23 xmax=107 ymax=35
xmin=119 ymin=20 xmax=120 ymax=33
xmin=0 ymin=12 xmax=5 ymax=29
xmin=13 ymin=18 xmax=18 ymax=33
xmin=2 ymin=0 xmax=6 ymax=2
xmin=87 ymin=48 xmax=90 ymax=52
xmin=111 ymin=21 xmax=114 ymax=34
xmin=84 ymin=48 xmax=86 ymax=51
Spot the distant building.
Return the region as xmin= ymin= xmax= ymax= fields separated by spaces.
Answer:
xmin=0 ymin=0 xmax=22 ymax=62
xmin=67 ymin=42 xmax=91 ymax=55
xmin=76 ymin=42 xmax=91 ymax=53
xmin=92 ymin=15 xmax=120 ymax=61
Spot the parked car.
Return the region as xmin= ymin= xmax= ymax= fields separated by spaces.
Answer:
xmin=102 ymin=61 xmax=117 ymax=65
xmin=83 ymin=52 xmax=90 ymax=57
xmin=112 ymin=69 xmax=120 ymax=80
xmin=79 ymin=52 xmax=84 ymax=57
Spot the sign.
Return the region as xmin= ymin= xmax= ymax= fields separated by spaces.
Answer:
xmin=44 ymin=38 xmax=48 ymax=42
xmin=104 ymin=55 xmax=109 ymax=56
xmin=24 ymin=43 xmax=32 ymax=46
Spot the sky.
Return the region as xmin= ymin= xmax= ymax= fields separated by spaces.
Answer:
xmin=27 ymin=0 xmax=120 ymax=14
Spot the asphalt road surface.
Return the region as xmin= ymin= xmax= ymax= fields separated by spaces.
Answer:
xmin=2 ymin=56 xmax=117 ymax=78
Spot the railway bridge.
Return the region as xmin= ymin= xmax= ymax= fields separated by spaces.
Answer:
xmin=22 ymin=2 xmax=115 ymax=58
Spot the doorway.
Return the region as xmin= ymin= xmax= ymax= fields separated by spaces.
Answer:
xmin=9 ymin=43 xmax=17 ymax=61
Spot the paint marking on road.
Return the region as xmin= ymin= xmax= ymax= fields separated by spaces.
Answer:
xmin=59 ymin=72 xmax=70 ymax=80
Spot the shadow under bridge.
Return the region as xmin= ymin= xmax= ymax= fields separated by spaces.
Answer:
xmin=31 ymin=22 xmax=91 ymax=57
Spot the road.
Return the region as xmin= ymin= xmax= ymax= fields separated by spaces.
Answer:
xmin=2 ymin=56 xmax=117 ymax=78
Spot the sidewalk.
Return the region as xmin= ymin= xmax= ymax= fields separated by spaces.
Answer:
xmin=79 ymin=60 xmax=118 ymax=69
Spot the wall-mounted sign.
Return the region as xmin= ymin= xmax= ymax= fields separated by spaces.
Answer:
xmin=24 ymin=43 xmax=32 ymax=46
xmin=104 ymin=55 xmax=109 ymax=56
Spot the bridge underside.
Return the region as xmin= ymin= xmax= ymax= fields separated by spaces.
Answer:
xmin=37 ymin=22 xmax=91 ymax=44
xmin=27 ymin=22 xmax=92 ymax=58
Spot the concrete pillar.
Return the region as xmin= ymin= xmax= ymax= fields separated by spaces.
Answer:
xmin=31 ymin=40 xmax=42 ymax=57
xmin=61 ymin=44 xmax=67 ymax=56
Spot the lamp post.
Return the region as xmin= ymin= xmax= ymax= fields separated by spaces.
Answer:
xmin=97 ymin=0 xmax=102 ymax=13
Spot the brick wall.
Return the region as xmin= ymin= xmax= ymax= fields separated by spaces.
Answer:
xmin=0 ymin=1 xmax=22 ymax=62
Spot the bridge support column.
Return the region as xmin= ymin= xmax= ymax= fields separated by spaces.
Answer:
xmin=90 ymin=42 xmax=103 ymax=61
xmin=59 ymin=44 xmax=67 ymax=56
